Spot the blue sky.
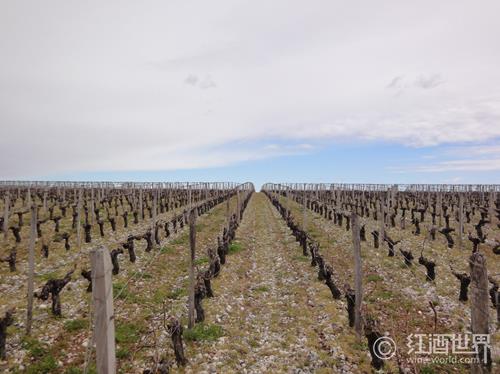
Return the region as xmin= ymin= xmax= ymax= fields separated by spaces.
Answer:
xmin=1 ymin=1 xmax=500 ymax=186
xmin=45 ymin=139 xmax=500 ymax=190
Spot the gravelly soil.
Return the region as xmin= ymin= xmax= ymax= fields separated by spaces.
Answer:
xmin=185 ymin=193 xmax=357 ymax=373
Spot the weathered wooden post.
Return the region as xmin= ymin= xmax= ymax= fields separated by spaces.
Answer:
xmin=26 ymin=204 xmax=37 ymax=335
xmin=226 ymin=186 xmax=230 ymax=227
xmin=3 ymin=191 xmax=9 ymax=240
xmin=469 ymin=252 xmax=491 ymax=373
xmin=379 ymin=196 xmax=385 ymax=245
xmin=152 ymin=188 xmax=157 ymax=247
xmin=188 ymin=209 xmax=196 ymax=329
xmin=458 ymin=193 xmax=464 ymax=249
xmin=90 ymin=246 xmax=116 ymax=374
xmin=236 ymin=187 xmax=241 ymax=224
xmin=139 ymin=188 xmax=143 ymax=220
xmin=90 ymin=188 xmax=95 ymax=224
xmin=302 ymin=184 xmax=307 ymax=231
xmin=351 ymin=213 xmax=363 ymax=340
xmin=77 ymin=189 xmax=82 ymax=250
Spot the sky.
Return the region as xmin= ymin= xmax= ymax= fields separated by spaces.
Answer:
xmin=1 ymin=0 xmax=499 ymax=189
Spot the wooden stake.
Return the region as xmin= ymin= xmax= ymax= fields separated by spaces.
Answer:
xmin=351 ymin=212 xmax=363 ymax=340
xmin=188 ymin=209 xmax=196 ymax=329
xmin=3 ymin=191 xmax=9 ymax=240
xmin=77 ymin=189 xmax=82 ymax=250
xmin=90 ymin=247 xmax=116 ymax=374
xmin=458 ymin=194 xmax=464 ymax=249
xmin=469 ymin=252 xmax=491 ymax=372
xmin=26 ymin=204 xmax=37 ymax=335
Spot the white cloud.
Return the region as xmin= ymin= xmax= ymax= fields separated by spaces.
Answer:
xmin=414 ymin=74 xmax=445 ymax=89
xmin=0 ymin=0 xmax=499 ymax=177
xmin=389 ymin=145 xmax=500 ymax=173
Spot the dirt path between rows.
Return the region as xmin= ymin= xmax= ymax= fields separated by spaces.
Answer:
xmin=186 ymin=193 xmax=356 ymax=373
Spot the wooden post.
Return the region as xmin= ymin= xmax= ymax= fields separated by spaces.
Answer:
xmin=139 ymin=188 xmax=143 ymax=220
xmin=26 ymin=204 xmax=37 ymax=335
xmin=226 ymin=190 xmax=230 ymax=227
xmin=469 ymin=252 xmax=491 ymax=372
xmin=458 ymin=194 xmax=464 ymax=249
xmin=303 ymin=184 xmax=307 ymax=231
xmin=152 ymin=189 xmax=157 ymax=246
xmin=379 ymin=197 xmax=385 ymax=243
xmin=489 ymin=191 xmax=496 ymax=225
xmin=90 ymin=247 xmax=116 ymax=374
xmin=236 ymin=188 xmax=241 ymax=224
xmin=90 ymin=188 xmax=95 ymax=224
xmin=77 ymin=189 xmax=82 ymax=250
xmin=351 ymin=213 xmax=363 ymax=340
xmin=437 ymin=191 xmax=442 ymax=226
xmin=3 ymin=191 xmax=9 ymax=240
xmin=188 ymin=209 xmax=196 ymax=329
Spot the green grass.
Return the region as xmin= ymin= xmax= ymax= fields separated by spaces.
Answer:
xmin=113 ymin=282 xmax=140 ymax=302
xmin=115 ymin=322 xmax=142 ymax=344
xmin=253 ymin=285 xmax=270 ymax=292
xmin=160 ymin=246 xmax=173 ymax=254
xmin=132 ymin=271 xmax=153 ymax=279
xmin=194 ymin=257 xmax=209 ymax=266
xmin=22 ymin=337 xmax=48 ymax=359
xmin=172 ymin=234 xmax=188 ymax=245
xmin=228 ymin=242 xmax=243 ymax=254
xmin=293 ymin=255 xmax=309 ymax=262
xmin=64 ymin=318 xmax=87 ymax=332
xmin=64 ymin=366 xmax=96 ymax=374
xmin=166 ymin=288 xmax=186 ymax=300
xmin=21 ymin=337 xmax=57 ymax=374
xmin=366 ymin=274 xmax=383 ymax=283
xmin=184 ymin=323 xmax=224 ymax=342
xmin=26 ymin=355 xmax=57 ymax=374
xmin=37 ymin=272 xmax=58 ymax=281
xmin=374 ymin=289 xmax=393 ymax=300
xmin=116 ymin=347 xmax=131 ymax=359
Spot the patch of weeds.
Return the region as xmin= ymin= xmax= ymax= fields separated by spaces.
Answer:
xmin=350 ymin=341 xmax=368 ymax=351
xmin=113 ymin=282 xmax=140 ymax=302
xmin=116 ymin=347 xmax=131 ymax=359
xmin=228 ymin=242 xmax=243 ymax=254
xmin=64 ymin=368 xmax=83 ymax=374
xmin=113 ymin=282 xmax=130 ymax=300
xmin=194 ymin=257 xmax=209 ymax=266
xmin=195 ymin=223 xmax=205 ymax=232
xmin=132 ymin=271 xmax=153 ymax=280
xmin=22 ymin=337 xmax=47 ymax=359
xmin=64 ymin=365 xmax=96 ymax=374
xmin=253 ymin=285 xmax=269 ymax=292
xmin=184 ymin=323 xmax=223 ymax=342
xmin=37 ymin=272 xmax=58 ymax=281
xmin=374 ymin=290 xmax=393 ymax=300
xmin=420 ymin=365 xmax=438 ymax=374
xmin=26 ymin=355 xmax=57 ymax=374
xmin=172 ymin=234 xmax=188 ymax=245
xmin=53 ymin=233 xmax=63 ymax=242
xmin=293 ymin=255 xmax=309 ymax=262
xmin=115 ymin=322 xmax=142 ymax=344
xmin=160 ymin=246 xmax=173 ymax=254
xmin=64 ymin=318 xmax=87 ymax=332
xmin=152 ymin=288 xmax=168 ymax=303
xmin=166 ymin=288 xmax=186 ymax=300
xmin=366 ymin=274 xmax=383 ymax=283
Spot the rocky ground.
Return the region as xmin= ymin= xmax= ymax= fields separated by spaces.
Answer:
xmin=0 ymin=192 xmax=498 ymax=373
